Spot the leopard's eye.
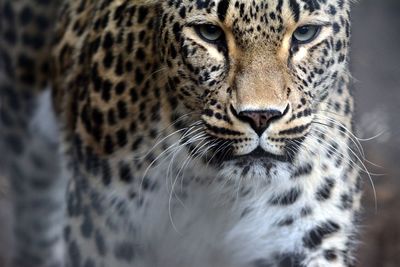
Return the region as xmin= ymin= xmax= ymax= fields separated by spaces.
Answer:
xmin=292 ymin=25 xmax=321 ymax=44
xmin=195 ymin=24 xmax=224 ymax=43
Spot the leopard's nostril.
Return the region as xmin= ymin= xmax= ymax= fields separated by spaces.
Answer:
xmin=233 ymin=104 xmax=289 ymax=136
xmin=238 ymin=110 xmax=283 ymax=135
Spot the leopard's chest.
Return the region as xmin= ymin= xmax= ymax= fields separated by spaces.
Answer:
xmin=66 ymin=154 xmax=352 ymax=267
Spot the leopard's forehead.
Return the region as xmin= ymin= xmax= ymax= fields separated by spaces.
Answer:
xmin=163 ymin=0 xmax=350 ymax=46
xmin=164 ymin=0 xmax=349 ymax=21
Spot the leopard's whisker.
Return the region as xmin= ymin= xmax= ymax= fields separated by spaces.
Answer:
xmin=313 ymin=115 xmax=365 ymax=158
xmin=167 ymin=136 xmax=208 ymax=233
xmin=173 ymin=138 xmax=211 ymax=199
xmin=153 ymin=112 xmax=201 ymax=141
xmin=138 ymin=125 xmax=205 ymax=199
xmin=310 ymin=128 xmax=382 ymax=176
xmin=316 ymin=112 xmax=387 ymax=144
xmin=204 ymin=139 xmax=231 ymax=169
xmin=311 ymin=127 xmax=386 ymax=177
xmin=306 ymin=130 xmax=378 ymax=212
xmin=133 ymin=121 xmax=203 ymax=160
xmin=312 ymin=119 xmax=385 ymax=170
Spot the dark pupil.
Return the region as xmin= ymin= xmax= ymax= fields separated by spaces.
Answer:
xmin=297 ymin=26 xmax=310 ymax=35
xmin=205 ymin=25 xmax=219 ymax=34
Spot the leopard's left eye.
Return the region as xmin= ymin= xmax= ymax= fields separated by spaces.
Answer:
xmin=292 ymin=25 xmax=321 ymax=44
xmin=195 ymin=24 xmax=225 ymax=44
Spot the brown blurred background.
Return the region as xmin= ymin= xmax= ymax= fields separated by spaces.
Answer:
xmin=1 ymin=0 xmax=400 ymax=266
xmin=352 ymin=0 xmax=400 ymax=266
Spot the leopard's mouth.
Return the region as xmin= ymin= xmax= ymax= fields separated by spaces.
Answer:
xmin=205 ymin=145 xmax=290 ymax=166
xmin=230 ymin=147 xmax=289 ymax=162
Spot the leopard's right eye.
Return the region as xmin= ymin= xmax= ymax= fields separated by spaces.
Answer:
xmin=194 ymin=24 xmax=225 ymax=44
xmin=292 ymin=25 xmax=321 ymax=45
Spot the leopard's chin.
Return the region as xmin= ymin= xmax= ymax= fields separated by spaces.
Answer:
xmin=204 ymin=145 xmax=290 ymax=168
xmin=216 ymin=155 xmax=292 ymax=183
xmin=231 ymin=147 xmax=289 ymax=163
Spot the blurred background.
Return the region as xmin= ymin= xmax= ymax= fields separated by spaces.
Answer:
xmin=1 ymin=0 xmax=400 ymax=266
xmin=351 ymin=0 xmax=400 ymax=266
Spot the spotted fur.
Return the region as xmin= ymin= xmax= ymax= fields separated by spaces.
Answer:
xmin=1 ymin=0 xmax=362 ymax=266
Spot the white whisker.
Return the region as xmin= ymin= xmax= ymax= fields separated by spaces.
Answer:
xmin=308 ymin=128 xmax=378 ymax=212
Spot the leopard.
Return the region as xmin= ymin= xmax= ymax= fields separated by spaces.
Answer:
xmin=0 ymin=0 xmax=364 ymax=266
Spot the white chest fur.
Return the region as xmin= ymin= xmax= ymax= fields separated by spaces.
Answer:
xmin=108 ymin=154 xmax=350 ymax=267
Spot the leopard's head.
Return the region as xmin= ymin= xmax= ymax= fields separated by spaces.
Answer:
xmin=157 ymin=0 xmax=351 ymax=170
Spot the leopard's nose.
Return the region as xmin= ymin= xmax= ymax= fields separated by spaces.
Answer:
xmin=232 ymin=105 xmax=289 ymax=135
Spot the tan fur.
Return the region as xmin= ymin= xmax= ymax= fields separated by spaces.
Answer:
xmin=233 ymin=48 xmax=288 ymax=112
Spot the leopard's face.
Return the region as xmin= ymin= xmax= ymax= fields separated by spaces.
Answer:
xmin=159 ymin=0 xmax=351 ymax=166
